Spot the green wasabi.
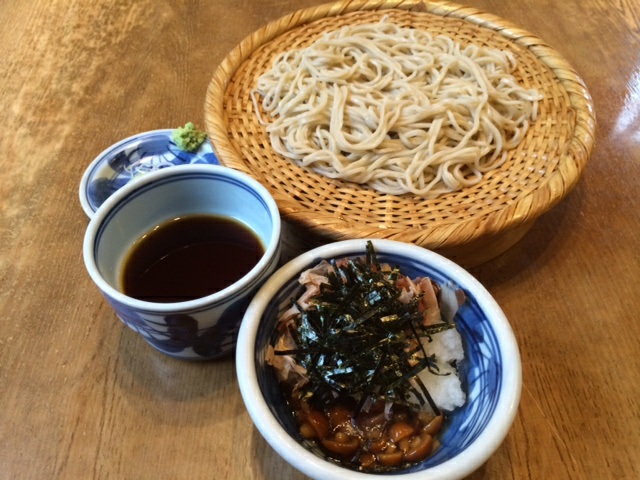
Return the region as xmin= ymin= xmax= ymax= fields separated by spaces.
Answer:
xmin=172 ymin=122 xmax=207 ymax=152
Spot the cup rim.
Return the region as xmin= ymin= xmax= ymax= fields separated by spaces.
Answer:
xmin=236 ymin=239 xmax=522 ymax=480
xmin=83 ymin=164 xmax=281 ymax=313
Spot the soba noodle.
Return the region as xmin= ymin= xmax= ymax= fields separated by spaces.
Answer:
xmin=251 ymin=20 xmax=542 ymax=197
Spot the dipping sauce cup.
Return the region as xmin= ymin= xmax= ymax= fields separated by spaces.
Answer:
xmin=83 ymin=164 xmax=281 ymax=360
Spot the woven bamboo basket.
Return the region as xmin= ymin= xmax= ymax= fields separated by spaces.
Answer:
xmin=204 ymin=0 xmax=595 ymax=267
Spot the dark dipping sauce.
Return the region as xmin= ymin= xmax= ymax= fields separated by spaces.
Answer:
xmin=121 ymin=214 xmax=264 ymax=303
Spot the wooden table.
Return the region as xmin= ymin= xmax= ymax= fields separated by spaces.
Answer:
xmin=1 ymin=0 xmax=638 ymax=478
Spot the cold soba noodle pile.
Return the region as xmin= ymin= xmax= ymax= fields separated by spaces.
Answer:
xmin=252 ymin=20 xmax=542 ymax=197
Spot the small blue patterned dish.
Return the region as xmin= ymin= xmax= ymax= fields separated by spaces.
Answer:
xmin=79 ymin=129 xmax=218 ymax=218
xmin=236 ymin=239 xmax=521 ymax=480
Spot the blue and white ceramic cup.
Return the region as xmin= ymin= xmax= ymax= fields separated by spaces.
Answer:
xmin=83 ymin=164 xmax=281 ymax=360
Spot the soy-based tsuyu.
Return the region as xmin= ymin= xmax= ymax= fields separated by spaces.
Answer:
xmin=121 ymin=214 xmax=264 ymax=303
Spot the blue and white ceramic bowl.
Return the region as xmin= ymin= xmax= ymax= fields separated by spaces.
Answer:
xmin=83 ymin=164 xmax=281 ymax=360
xmin=79 ymin=129 xmax=219 ymax=218
xmin=236 ymin=239 xmax=521 ymax=479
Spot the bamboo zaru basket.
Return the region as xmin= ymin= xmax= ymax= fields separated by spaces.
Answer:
xmin=204 ymin=0 xmax=595 ymax=267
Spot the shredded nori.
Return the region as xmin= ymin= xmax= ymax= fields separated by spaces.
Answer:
xmin=275 ymin=241 xmax=455 ymax=416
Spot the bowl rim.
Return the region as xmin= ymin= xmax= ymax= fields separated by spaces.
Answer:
xmin=82 ymin=164 xmax=282 ymax=314
xmin=236 ymin=238 xmax=522 ymax=480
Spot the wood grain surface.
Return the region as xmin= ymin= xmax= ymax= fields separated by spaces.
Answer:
xmin=0 ymin=0 xmax=638 ymax=479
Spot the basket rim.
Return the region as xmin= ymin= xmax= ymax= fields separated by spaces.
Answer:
xmin=204 ymin=0 xmax=596 ymax=249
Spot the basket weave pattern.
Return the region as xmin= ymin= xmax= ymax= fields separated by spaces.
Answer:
xmin=205 ymin=0 xmax=595 ymax=266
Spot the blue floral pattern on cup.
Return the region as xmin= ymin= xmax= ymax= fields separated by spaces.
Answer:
xmin=106 ymin=294 xmax=253 ymax=359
